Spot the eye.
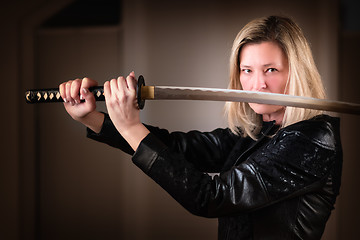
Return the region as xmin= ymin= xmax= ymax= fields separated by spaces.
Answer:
xmin=241 ymin=68 xmax=252 ymax=74
xmin=266 ymin=68 xmax=278 ymax=73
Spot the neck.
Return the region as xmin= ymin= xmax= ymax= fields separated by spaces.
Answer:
xmin=262 ymin=108 xmax=285 ymax=125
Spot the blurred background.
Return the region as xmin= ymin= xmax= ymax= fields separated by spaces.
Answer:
xmin=1 ymin=0 xmax=359 ymax=239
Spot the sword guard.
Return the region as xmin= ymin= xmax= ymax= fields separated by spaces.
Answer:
xmin=137 ymin=75 xmax=146 ymax=109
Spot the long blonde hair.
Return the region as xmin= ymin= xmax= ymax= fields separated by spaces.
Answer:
xmin=225 ymin=15 xmax=325 ymax=139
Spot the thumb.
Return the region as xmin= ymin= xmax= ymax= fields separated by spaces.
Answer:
xmin=81 ymin=88 xmax=96 ymax=104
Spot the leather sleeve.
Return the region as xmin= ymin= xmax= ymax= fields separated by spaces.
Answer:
xmin=132 ymin=122 xmax=339 ymax=218
xmin=87 ymin=113 xmax=239 ymax=172
xmin=87 ymin=113 xmax=135 ymax=155
xmin=143 ymin=125 xmax=239 ymax=172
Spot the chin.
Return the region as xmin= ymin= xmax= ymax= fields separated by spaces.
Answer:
xmin=249 ymin=103 xmax=283 ymax=115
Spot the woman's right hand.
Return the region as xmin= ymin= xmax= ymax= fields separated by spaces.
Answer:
xmin=59 ymin=77 xmax=98 ymax=122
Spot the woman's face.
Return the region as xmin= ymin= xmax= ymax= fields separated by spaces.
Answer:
xmin=239 ymin=41 xmax=289 ymax=118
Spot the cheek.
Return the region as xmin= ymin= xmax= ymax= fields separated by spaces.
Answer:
xmin=239 ymin=76 xmax=251 ymax=90
xmin=267 ymin=75 xmax=287 ymax=93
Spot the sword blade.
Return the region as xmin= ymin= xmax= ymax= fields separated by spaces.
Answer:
xmin=142 ymin=86 xmax=360 ymax=115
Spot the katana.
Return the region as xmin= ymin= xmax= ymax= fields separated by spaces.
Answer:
xmin=25 ymin=75 xmax=360 ymax=115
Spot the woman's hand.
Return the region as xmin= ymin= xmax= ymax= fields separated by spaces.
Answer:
xmin=59 ymin=77 xmax=104 ymax=133
xmin=104 ymin=72 xmax=149 ymax=150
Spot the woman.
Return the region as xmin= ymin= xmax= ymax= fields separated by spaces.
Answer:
xmin=60 ymin=16 xmax=342 ymax=239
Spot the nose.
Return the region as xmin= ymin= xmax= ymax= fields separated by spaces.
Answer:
xmin=253 ymin=72 xmax=266 ymax=91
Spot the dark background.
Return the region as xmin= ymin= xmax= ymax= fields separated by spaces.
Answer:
xmin=1 ymin=0 xmax=359 ymax=239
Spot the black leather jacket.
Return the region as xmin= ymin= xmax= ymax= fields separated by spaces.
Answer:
xmin=87 ymin=114 xmax=342 ymax=240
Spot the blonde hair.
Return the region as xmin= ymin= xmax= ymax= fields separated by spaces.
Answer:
xmin=225 ymin=15 xmax=325 ymax=139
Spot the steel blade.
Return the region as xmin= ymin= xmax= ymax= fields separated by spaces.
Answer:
xmin=142 ymin=86 xmax=360 ymax=115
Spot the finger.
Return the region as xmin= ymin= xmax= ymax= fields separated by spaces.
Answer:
xmin=110 ymin=78 xmax=121 ymax=99
xmin=114 ymin=76 xmax=127 ymax=103
xmin=81 ymin=87 xmax=95 ymax=106
xmin=59 ymin=82 xmax=67 ymax=102
xmin=126 ymin=74 xmax=137 ymax=92
xmin=104 ymin=81 xmax=110 ymax=99
xmin=116 ymin=76 xmax=128 ymax=99
xmin=80 ymin=77 xmax=96 ymax=100
xmin=70 ymin=79 xmax=82 ymax=104
xmin=80 ymin=77 xmax=98 ymax=89
xmin=65 ymin=81 xmax=74 ymax=105
xmin=129 ymin=71 xmax=135 ymax=78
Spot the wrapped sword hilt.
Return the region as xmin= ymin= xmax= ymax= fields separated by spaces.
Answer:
xmin=25 ymin=75 xmax=146 ymax=109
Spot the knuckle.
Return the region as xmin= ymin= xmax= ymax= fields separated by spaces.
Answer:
xmin=82 ymin=77 xmax=90 ymax=87
xmin=129 ymin=90 xmax=136 ymax=97
xmin=108 ymin=99 xmax=117 ymax=108
xmin=119 ymin=96 xmax=127 ymax=104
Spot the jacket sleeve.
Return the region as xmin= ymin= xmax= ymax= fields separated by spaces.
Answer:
xmin=131 ymin=121 xmax=340 ymax=218
xmin=87 ymin=113 xmax=238 ymax=172
xmin=142 ymin=125 xmax=239 ymax=172
xmin=87 ymin=113 xmax=135 ymax=155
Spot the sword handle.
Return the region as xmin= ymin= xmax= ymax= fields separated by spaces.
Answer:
xmin=25 ymin=75 xmax=146 ymax=109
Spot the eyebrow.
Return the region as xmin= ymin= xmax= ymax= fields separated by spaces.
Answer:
xmin=240 ymin=63 xmax=278 ymax=68
xmin=240 ymin=64 xmax=251 ymax=68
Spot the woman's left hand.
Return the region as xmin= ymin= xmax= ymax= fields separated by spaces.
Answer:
xmin=104 ymin=72 xmax=149 ymax=151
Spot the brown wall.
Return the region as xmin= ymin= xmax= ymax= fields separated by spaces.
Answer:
xmin=1 ymin=0 xmax=359 ymax=239
xmin=338 ymin=32 xmax=360 ymax=239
